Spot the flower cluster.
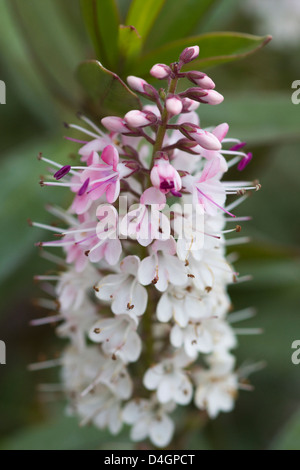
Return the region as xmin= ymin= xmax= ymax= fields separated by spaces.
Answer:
xmin=32 ymin=46 xmax=260 ymax=448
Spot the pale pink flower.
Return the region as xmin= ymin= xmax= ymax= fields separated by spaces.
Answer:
xmin=150 ymin=155 xmax=182 ymax=195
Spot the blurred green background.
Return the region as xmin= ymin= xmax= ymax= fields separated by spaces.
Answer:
xmin=0 ymin=0 xmax=299 ymax=450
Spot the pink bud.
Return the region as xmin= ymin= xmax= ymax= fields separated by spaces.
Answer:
xmin=150 ymin=155 xmax=182 ymax=194
xmin=124 ymin=110 xmax=157 ymax=128
xmin=166 ymin=95 xmax=183 ymax=116
xmin=200 ymin=90 xmax=224 ymax=105
xmin=181 ymin=98 xmax=200 ymax=113
xmin=101 ymin=116 xmax=130 ymax=133
xmin=180 ymin=123 xmax=221 ymax=150
xmin=127 ymin=75 xmax=148 ymax=93
xmin=179 ymin=45 xmax=199 ymax=64
xmin=186 ymin=71 xmax=215 ymax=89
xmin=150 ymin=63 xmax=172 ymax=79
xmin=127 ymin=75 xmax=158 ymax=101
xmin=192 ymin=129 xmax=222 ymax=150
xmin=183 ymin=87 xmax=223 ymax=105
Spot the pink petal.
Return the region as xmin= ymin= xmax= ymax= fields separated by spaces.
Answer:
xmin=101 ymin=145 xmax=119 ymax=170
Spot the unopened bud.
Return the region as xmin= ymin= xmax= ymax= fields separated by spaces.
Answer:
xmin=180 ymin=123 xmax=221 ymax=150
xmin=150 ymin=63 xmax=172 ymax=79
xmin=124 ymin=110 xmax=157 ymax=128
xmin=101 ymin=116 xmax=130 ymax=133
xmin=181 ymin=98 xmax=200 ymax=113
xmin=186 ymin=71 xmax=215 ymax=89
xmin=179 ymin=45 xmax=199 ymax=64
xmin=166 ymin=95 xmax=183 ymax=116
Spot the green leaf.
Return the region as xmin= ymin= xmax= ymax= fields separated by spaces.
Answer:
xmin=202 ymin=93 xmax=300 ymax=145
xmin=125 ymin=0 xmax=166 ymax=57
xmin=118 ymin=24 xmax=142 ymax=70
xmin=77 ymin=60 xmax=141 ymax=117
xmin=0 ymin=139 xmax=69 ymax=289
xmin=144 ymin=0 xmax=219 ymax=51
xmin=2 ymin=0 xmax=86 ymax=110
xmin=80 ymin=0 xmax=120 ymax=69
xmin=271 ymin=409 xmax=300 ymax=450
xmin=0 ymin=412 xmax=133 ymax=450
xmin=133 ymin=32 xmax=272 ymax=76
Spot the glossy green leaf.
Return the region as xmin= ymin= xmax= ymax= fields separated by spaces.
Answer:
xmin=125 ymin=0 xmax=166 ymax=56
xmin=80 ymin=0 xmax=120 ymax=69
xmin=133 ymin=32 xmax=272 ymax=76
xmin=77 ymin=60 xmax=141 ymax=117
xmin=144 ymin=0 xmax=219 ymax=51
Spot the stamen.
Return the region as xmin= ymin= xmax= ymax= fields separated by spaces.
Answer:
xmin=225 ymin=237 xmax=250 ymax=246
xmin=68 ymin=123 xmax=100 ymax=139
xmin=228 ymin=307 xmax=256 ymax=324
xmin=196 ymin=187 xmax=235 ymax=217
xmin=234 ymin=328 xmax=263 ymax=335
xmin=31 ymin=222 xmax=65 ymax=233
xmin=78 ymin=178 xmax=90 ymax=196
xmin=77 ymin=113 xmax=106 ymax=137
xmin=28 ymin=358 xmax=62 ymax=371
xmin=30 ymin=314 xmax=63 ymax=326
xmin=54 ymin=165 xmax=71 ymax=180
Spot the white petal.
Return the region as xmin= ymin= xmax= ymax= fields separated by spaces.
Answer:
xmin=149 ymin=414 xmax=175 ymax=448
xmin=163 ymin=254 xmax=187 ymax=286
xmin=122 ymin=399 xmax=149 ymax=424
xmin=138 ymin=255 xmax=156 ymax=286
xmin=156 ymin=292 xmax=173 ymax=322
xmin=157 ymin=377 xmax=174 ymax=403
xmin=173 ymin=373 xmax=193 ymax=405
xmin=119 ymin=330 xmax=142 ymax=363
xmin=108 ymin=405 xmax=123 ymax=435
xmin=131 ymin=282 xmax=148 ymax=316
xmin=143 ymin=365 xmax=164 ymax=390
xmin=96 ymin=274 xmax=127 ymax=301
xmin=120 ymin=255 xmax=140 ymax=276
xmin=170 ymin=324 xmax=183 ymax=348
xmin=130 ymin=417 xmax=150 ymax=442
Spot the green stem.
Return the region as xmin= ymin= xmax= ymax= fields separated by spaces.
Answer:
xmin=151 ymin=76 xmax=179 ymax=160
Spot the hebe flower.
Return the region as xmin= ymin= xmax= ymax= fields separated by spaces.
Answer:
xmin=31 ymin=46 xmax=262 ymax=448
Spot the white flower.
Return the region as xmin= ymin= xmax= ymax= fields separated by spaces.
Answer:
xmin=56 ymin=264 xmax=98 ymax=312
xmin=95 ymin=255 xmax=148 ymax=316
xmin=156 ymin=285 xmax=204 ymax=327
xmin=143 ymin=350 xmax=193 ymax=405
xmin=138 ymin=239 xmax=187 ymax=292
xmin=123 ymin=397 xmax=176 ymax=448
xmin=89 ymin=314 xmax=142 ymax=363
xmin=61 ymin=345 xmax=132 ymax=400
xmin=77 ymin=384 xmax=123 ymax=434
xmin=170 ymin=319 xmax=237 ymax=359
xmin=194 ymin=352 xmax=238 ymax=418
